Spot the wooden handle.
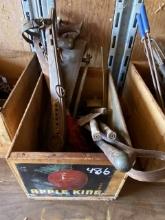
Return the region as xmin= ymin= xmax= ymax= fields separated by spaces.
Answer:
xmin=90 ymin=119 xmax=101 ymax=141
xmin=96 ymin=140 xmax=132 ymax=172
xmin=99 ymin=122 xmax=117 ymax=140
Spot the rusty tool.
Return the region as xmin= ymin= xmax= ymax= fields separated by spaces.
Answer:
xmin=45 ymin=8 xmax=66 ymax=151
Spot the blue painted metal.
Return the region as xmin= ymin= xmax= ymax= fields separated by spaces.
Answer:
xmin=140 ymin=3 xmax=150 ymax=33
xmin=136 ymin=14 xmax=145 ymax=40
xmin=108 ymin=0 xmax=143 ymax=91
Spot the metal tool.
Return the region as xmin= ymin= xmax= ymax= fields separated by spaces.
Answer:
xmin=141 ymin=3 xmax=164 ymax=110
xmin=22 ymin=0 xmax=81 ymax=51
xmin=85 ymin=124 xmax=131 ymax=172
xmin=22 ymin=1 xmax=66 ymax=151
xmin=22 ymin=0 xmax=87 ymax=108
xmin=151 ymin=38 xmax=165 ymax=80
xmin=101 ymin=134 xmax=165 ymax=182
xmin=45 ymin=8 xmax=66 ymax=151
xmin=136 ymin=14 xmax=160 ymax=103
xmin=21 ymin=0 xmax=54 ymax=52
xmin=137 ymin=3 xmax=165 ymax=111
xmin=101 ymin=47 xmax=107 ymax=107
xmin=96 ymin=140 xmax=131 ymax=172
xmin=21 ymin=0 xmax=88 ymax=150
xmin=86 ymin=122 xmax=165 ymax=178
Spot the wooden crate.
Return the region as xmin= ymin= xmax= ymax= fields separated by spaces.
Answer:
xmin=122 ymin=62 xmax=165 ymax=178
xmin=1 ymin=60 xmax=132 ymax=200
xmin=0 ymin=51 xmax=41 ymax=158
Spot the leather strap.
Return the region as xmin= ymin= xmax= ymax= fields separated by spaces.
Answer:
xmin=22 ymin=19 xmax=51 ymax=44
xmin=103 ymin=136 xmax=165 ymax=182
xmin=22 ymin=20 xmax=40 ymax=44
xmin=127 ymin=148 xmax=165 ymax=182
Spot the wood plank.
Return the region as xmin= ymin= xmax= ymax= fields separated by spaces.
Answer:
xmin=8 ymin=152 xmax=109 ymax=165
xmin=107 ymin=72 xmax=131 ymax=198
xmin=108 ymin=73 xmax=131 ymax=145
xmin=0 ymin=1 xmax=30 ymax=52
xmin=0 ymin=50 xmax=32 ymax=86
xmin=7 ymin=74 xmax=44 ymax=154
xmin=1 ymin=54 xmax=41 ymax=139
xmin=122 ymin=63 xmax=165 ymax=172
xmin=81 ymin=67 xmax=103 ymax=99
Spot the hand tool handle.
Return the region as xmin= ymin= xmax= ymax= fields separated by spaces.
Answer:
xmin=136 ymin=14 xmax=146 ymax=40
xmin=140 ymin=3 xmax=150 ymax=34
xmin=99 ymin=122 xmax=117 ymax=141
xmin=96 ymin=140 xmax=131 ymax=172
xmin=90 ymin=119 xmax=101 ymax=141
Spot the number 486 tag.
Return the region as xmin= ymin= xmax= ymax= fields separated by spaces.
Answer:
xmin=86 ymin=168 xmax=111 ymax=175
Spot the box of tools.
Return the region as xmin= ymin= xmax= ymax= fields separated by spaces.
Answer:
xmin=2 ymin=57 xmax=132 ymax=200
xmin=0 ymin=0 xmax=136 ymax=200
xmin=122 ymin=61 xmax=165 ymax=178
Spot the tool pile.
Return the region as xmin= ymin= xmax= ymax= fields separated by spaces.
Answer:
xmin=21 ymin=0 xmax=165 ymax=182
xmin=21 ymin=0 xmax=133 ymax=172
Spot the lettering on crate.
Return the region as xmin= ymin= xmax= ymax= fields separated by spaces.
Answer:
xmin=30 ymin=189 xmax=102 ymax=196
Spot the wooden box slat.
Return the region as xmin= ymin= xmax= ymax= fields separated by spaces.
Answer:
xmin=0 ymin=51 xmax=41 ymax=157
xmin=122 ymin=62 xmax=165 ymax=175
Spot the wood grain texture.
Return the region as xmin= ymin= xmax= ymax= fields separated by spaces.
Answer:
xmin=0 ymin=1 xmax=30 ymax=52
xmin=56 ymin=0 xmax=114 ymax=66
xmin=0 ymin=50 xmax=32 ymax=86
xmin=8 ymin=74 xmax=43 ymax=153
xmin=0 ymin=159 xmax=165 ymax=220
xmin=0 ymin=51 xmax=36 ymax=158
xmin=6 ymin=68 xmax=128 ymax=199
xmin=122 ymin=63 xmax=165 ymax=173
xmin=2 ymin=54 xmax=40 ymax=140
xmin=0 ymin=116 xmax=11 ymax=158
